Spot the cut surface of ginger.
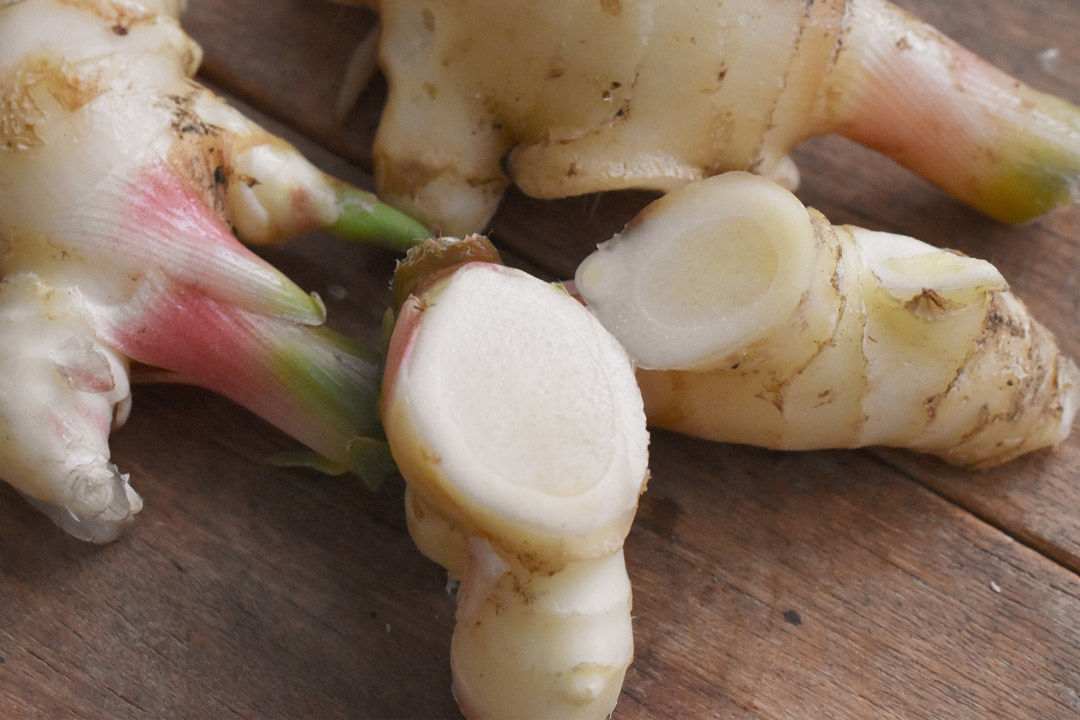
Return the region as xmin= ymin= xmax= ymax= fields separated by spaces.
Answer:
xmin=576 ymin=172 xmax=817 ymax=371
xmin=385 ymin=260 xmax=649 ymax=563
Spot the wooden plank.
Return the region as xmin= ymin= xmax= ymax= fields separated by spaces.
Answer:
xmin=868 ymin=444 xmax=1080 ymax=573
xmin=2 ymin=1 xmax=1079 ymax=719
xmin=183 ymin=0 xmax=381 ymax=167
xmin=0 ymin=387 xmax=460 ymax=720
xmin=5 ymin=406 xmax=1080 ymax=718
xmin=623 ymin=437 xmax=1080 ymax=719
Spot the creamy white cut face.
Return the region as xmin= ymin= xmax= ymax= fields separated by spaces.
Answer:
xmin=576 ymin=172 xmax=816 ymax=371
xmin=384 ymin=261 xmax=649 ymax=563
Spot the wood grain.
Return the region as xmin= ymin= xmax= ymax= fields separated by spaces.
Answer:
xmin=2 ymin=1 xmax=1079 ymax=719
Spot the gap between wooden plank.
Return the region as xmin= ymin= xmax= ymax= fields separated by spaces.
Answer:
xmin=868 ymin=448 xmax=1080 ymax=577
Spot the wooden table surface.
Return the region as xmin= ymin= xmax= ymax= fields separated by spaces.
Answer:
xmin=3 ymin=1 xmax=1079 ymax=718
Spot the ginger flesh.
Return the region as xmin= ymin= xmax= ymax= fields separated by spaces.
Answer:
xmin=382 ymin=236 xmax=650 ymax=719
xmin=575 ymin=172 xmax=1079 ymax=468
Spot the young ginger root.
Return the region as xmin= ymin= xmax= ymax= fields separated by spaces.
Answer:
xmin=0 ymin=0 xmax=426 ymax=540
xmin=382 ymin=236 xmax=650 ymax=720
xmin=338 ymin=0 xmax=1080 ymax=235
xmin=575 ymin=172 xmax=1079 ymax=468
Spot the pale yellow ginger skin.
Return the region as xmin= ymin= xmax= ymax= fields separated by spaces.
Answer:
xmin=383 ymin=240 xmax=650 ymax=719
xmin=0 ymin=274 xmax=140 ymax=542
xmin=0 ymin=0 xmax=344 ymax=251
xmin=0 ymin=0 xmax=328 ymax=539
xmin=0 ymin=0 xmax=422 ymax=540
xmin=406 ymin=492 xmax=637 ymax=720
xmin=576 ymin=173 xmax=1080 ymax=468
xmin=341 ymin=0 xmax=1080 ymax=234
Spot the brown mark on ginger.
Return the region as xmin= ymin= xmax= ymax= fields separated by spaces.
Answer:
xmin=509 ymin=571 xmax=541 ymax=607
xmin=765 ymin=326 xmax=840 ymax=416
xmin=923 ymin=355 xmax=971 ymax=424
xmin=419 ymin=443 xmax=443 ymax=466
xmin=0 ymin=56 xmax=106 ymax=150
xmin=283 ymin=186 xmax=326 ymax=235
xmin=755 ymin=385 xmax=786 ymax=414
xmin=905 ymin=288 xmax=962 ymax=321
xmin=164 ymin=93 xmax=233 ymax=221
xmin=933 ymin=292 xmax=1064 ymax=465
xmin=60 ymin=0 xmax=155 ymax=29
xmin=814 ymin=388 xmax=837 ymax=409
xmin=166 ymin=91 xmax=218 ymax=138
xmin=379 ymin=156 xmax=449 ymax=199
xmin=951 ymin=403 xmax=993 ymax=448
xmin=393 ymin=235 xmax=504 ymax=310
xmin=420 ymin=6 xmax=436 ymax=32
xmin=503 ymin=540 xmax=559 ymax=577
xmin=600 ymin=0 xmax=621 ymax=16
xmin=639 ymin=370 xmax=692 ymax=427
xmin=983 ymin=303 xmax=1029 ymax=340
